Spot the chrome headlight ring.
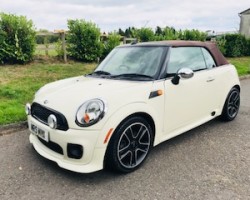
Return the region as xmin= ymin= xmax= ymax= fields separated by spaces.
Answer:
xmin=75 ymin=98 xmax=107 ymax=127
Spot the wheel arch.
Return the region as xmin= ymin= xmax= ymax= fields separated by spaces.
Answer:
xmin=105 ymin=112 xmax=156 ymax=148
xmin=220 ymin=85 xmax=240 ymax=121
xmin=222 ymin=84 xmax=241 ymax=108
xmin=233 ymin=84 xmax=240 ymax=92
xmin=103 ymin=112 xmax=156 ymax=171
xmin=114 ymin=112 xmax=156 ymax=141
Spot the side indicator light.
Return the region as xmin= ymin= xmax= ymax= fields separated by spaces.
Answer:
xmin=157 ymin=90 xmax=163 ymax=95
xmin=104 ymin=128 xmax=114 ymax=144
xmin=149 ymin=90 xmax=163 ymax=99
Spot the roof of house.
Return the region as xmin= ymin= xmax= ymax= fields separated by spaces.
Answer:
xmin=239 ymin=8 xmax=250 ymax=15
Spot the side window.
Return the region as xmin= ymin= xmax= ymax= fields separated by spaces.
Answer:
xmin=201 ymin=48 xmax=216 ymax=69
xmin=167 ymin=47 xmax=207 ymax=75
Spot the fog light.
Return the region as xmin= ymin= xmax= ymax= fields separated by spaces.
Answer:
xmin=48 ymin=114 xmax=57 ymax=129
xmin=67 ymin=143 xmax=83 ymax=159
xmin=25 ymin=103 xmax=31 ymax=115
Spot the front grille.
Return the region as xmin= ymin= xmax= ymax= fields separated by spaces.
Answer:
xmin=31 ymin=103 xmax=69 ymax=131
xmin=38 ymin=137 xmax=63 ymax=155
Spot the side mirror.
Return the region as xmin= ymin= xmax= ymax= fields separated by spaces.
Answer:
xmin=171 ymin=68 xmax=194 ymax=85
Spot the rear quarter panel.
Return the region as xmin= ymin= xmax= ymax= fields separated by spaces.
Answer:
xmin=215 ymin=64 xmax=240 ymax=115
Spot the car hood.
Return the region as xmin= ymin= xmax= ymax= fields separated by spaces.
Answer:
xmin=34 ymin=76 xmax=153 ymax=128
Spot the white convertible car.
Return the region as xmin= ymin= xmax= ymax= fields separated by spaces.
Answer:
xmin=26 ymin=41 xmax=240 ymax=173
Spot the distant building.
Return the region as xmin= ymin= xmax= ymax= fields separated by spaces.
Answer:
xmin=239 ymin=8 xmax=250 ymax=38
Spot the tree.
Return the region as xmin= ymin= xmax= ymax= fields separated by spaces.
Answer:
xmin=102 ymin=33 xmax=121 ymax=59
xmin=162 ymin=26 xmax=178 ymax=40
xmin=118 ymin=28 xmax=125 ymax=36
xmin=0 ymin=13 xmax=36 ymax=64
xmin=124 ymin=27 xmax=131 ymax=38
xmin=155 ymin=26 xmax=163 ymax=36
xmin=67 ymin=19 xmax=102 ymax=62
xmin=135 ymin=28 xmax=155 ymax=42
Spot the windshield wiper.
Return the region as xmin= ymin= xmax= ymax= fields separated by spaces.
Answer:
xmin=87 ymin=70 xmax=111 ymax=77
xmin=111 ymin=73 xmax=154 ymax=80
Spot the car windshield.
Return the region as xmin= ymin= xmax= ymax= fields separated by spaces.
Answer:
xmin=91 ymin=46 xmax=166 ymax=81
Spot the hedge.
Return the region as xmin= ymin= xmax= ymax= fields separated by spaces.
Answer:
xmin=0 ymin=13 xmax=36 ymax=64
xmin=67 ymin=19 xmax=102 ymax=62
xmin=217 ymin=34 xmax=250 ymax=57
xmin=1 ymin=12 xmax=249 ymax=63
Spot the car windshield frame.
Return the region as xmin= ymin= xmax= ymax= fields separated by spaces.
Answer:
xmin=89 ymin=45 xmax=169 ymax=81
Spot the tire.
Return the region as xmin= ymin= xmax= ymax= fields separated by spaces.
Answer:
xmin=220 ymin=87 xmax=240 ymax=121
xmin=105 ymin=116 xmax=153 ymax=173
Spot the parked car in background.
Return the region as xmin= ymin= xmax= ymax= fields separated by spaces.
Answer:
xmin=26 ymin=41 xmax=240 ymax=173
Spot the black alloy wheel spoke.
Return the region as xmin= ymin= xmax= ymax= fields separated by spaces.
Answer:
xmin=119 ymin=144 xmax=131 ymax=159
xmin=130 ymin=151 xmax=137 ymax=166
xmin=137 ymin=142 xmax=150 ymax=153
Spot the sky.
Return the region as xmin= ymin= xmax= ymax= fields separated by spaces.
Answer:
xmin=0 ymin=0 xmax=249 ymax=33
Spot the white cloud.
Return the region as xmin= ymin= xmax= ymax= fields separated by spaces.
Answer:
xmin=0 ymin=0 xmax=249 ymax=32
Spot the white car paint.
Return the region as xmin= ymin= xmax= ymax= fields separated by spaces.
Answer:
xmin=27 ymin=43 xmax=240 ymax=173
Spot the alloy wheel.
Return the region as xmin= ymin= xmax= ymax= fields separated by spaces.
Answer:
xmin=117 ymin=122 xmax=151 ymax=169
xmin=227 ymin=89 xmax=240 ymax=118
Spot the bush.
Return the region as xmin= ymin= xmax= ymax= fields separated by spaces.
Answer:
xmin=135 ymin=28 xmax=155 ymax=42
xmin=247 ymin=39 xmax=250 ymax=56
xmin=179 ymin=29 xmax=207 ymax=41
xmin=55 ymin=39 xmax=64 ymax=58
xmin=0 ymin=13 xmax=36 ymax=64
xmin=162 ymin=27 xmax=179 ymax=40
xmin=216 ymin=37 xmax=226 ymax=55
xmin=67 ymin=19 xmax=102 ymax=62
xmin=223 ymin=34 xmax=250 ymax=57
xmin=101 ymin=33 xmax=121 ymax=59
xmin=120 ymin=26 xmax=207 ymax=42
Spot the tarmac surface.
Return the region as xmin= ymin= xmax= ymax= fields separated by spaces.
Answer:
xmin=0 ymin=79 xmax=249 ymax=200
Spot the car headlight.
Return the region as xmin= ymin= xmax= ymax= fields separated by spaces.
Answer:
xmin=76 ymin=99 xmax=107 ymax=127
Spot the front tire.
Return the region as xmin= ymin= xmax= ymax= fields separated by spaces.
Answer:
xmin=105 ymin=116 xmax=153 ymax=173
xmin=220 ymin=87 xmax=240 ymax=121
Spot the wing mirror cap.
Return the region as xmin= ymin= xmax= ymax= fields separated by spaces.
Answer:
xmin=171 ymin=68 xmax=194 ymax=85
xmin=178 ymin=68 xmax=194 ymax=79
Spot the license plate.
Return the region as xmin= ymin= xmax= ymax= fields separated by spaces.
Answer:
xmin=31 ymin=123 xmax=49 ymax=142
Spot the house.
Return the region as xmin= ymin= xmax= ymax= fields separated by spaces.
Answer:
xmin=239 ymin=8 xmax=250 ymax=38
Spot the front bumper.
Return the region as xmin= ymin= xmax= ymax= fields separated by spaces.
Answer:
xmin=28 ymin=116 xmax=106 ymax=173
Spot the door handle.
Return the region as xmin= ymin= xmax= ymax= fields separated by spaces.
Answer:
xmin=207 ymin=77 xmax=215 ymax=82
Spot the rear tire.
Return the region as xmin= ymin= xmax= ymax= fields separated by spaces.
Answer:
xmin=220 ymin=87 xmax=240 ymax=121
xmin=105 ymin=116 xmax=153 ymax=173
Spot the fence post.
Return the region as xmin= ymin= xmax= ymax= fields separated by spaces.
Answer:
xmin=123 ymin=36 xmax=126 ymax=44
xmin=61 ymin=32 xmax=67 ymax=63
xmin=54 ymin=30 xmax=67 ymax=63
xmin=44 ymin=36 xmax=49 ymax=56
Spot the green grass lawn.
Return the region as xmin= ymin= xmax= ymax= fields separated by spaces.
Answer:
xmin=0 ymin=60 xmax=96 ymax=125
xmin=0 ymin=57 xmax=250 ymax=125
xmin=228 ymin=57 xmax=250 ymax=76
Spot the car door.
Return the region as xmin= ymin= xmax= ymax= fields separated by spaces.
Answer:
xmin=162 ymin=46 xmax=220 ymax=140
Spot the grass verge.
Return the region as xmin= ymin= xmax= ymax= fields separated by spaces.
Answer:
xmin=0 ymin=59 xmax=96 ymax=125
xmin=228 ymin=57 xmax=250 ymax=76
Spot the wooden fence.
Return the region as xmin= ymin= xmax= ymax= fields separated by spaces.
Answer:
xmin=36 ymin=30 xmax=67 ymax=62
xmin=36 ymin=31 xmax=136 ymax=63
